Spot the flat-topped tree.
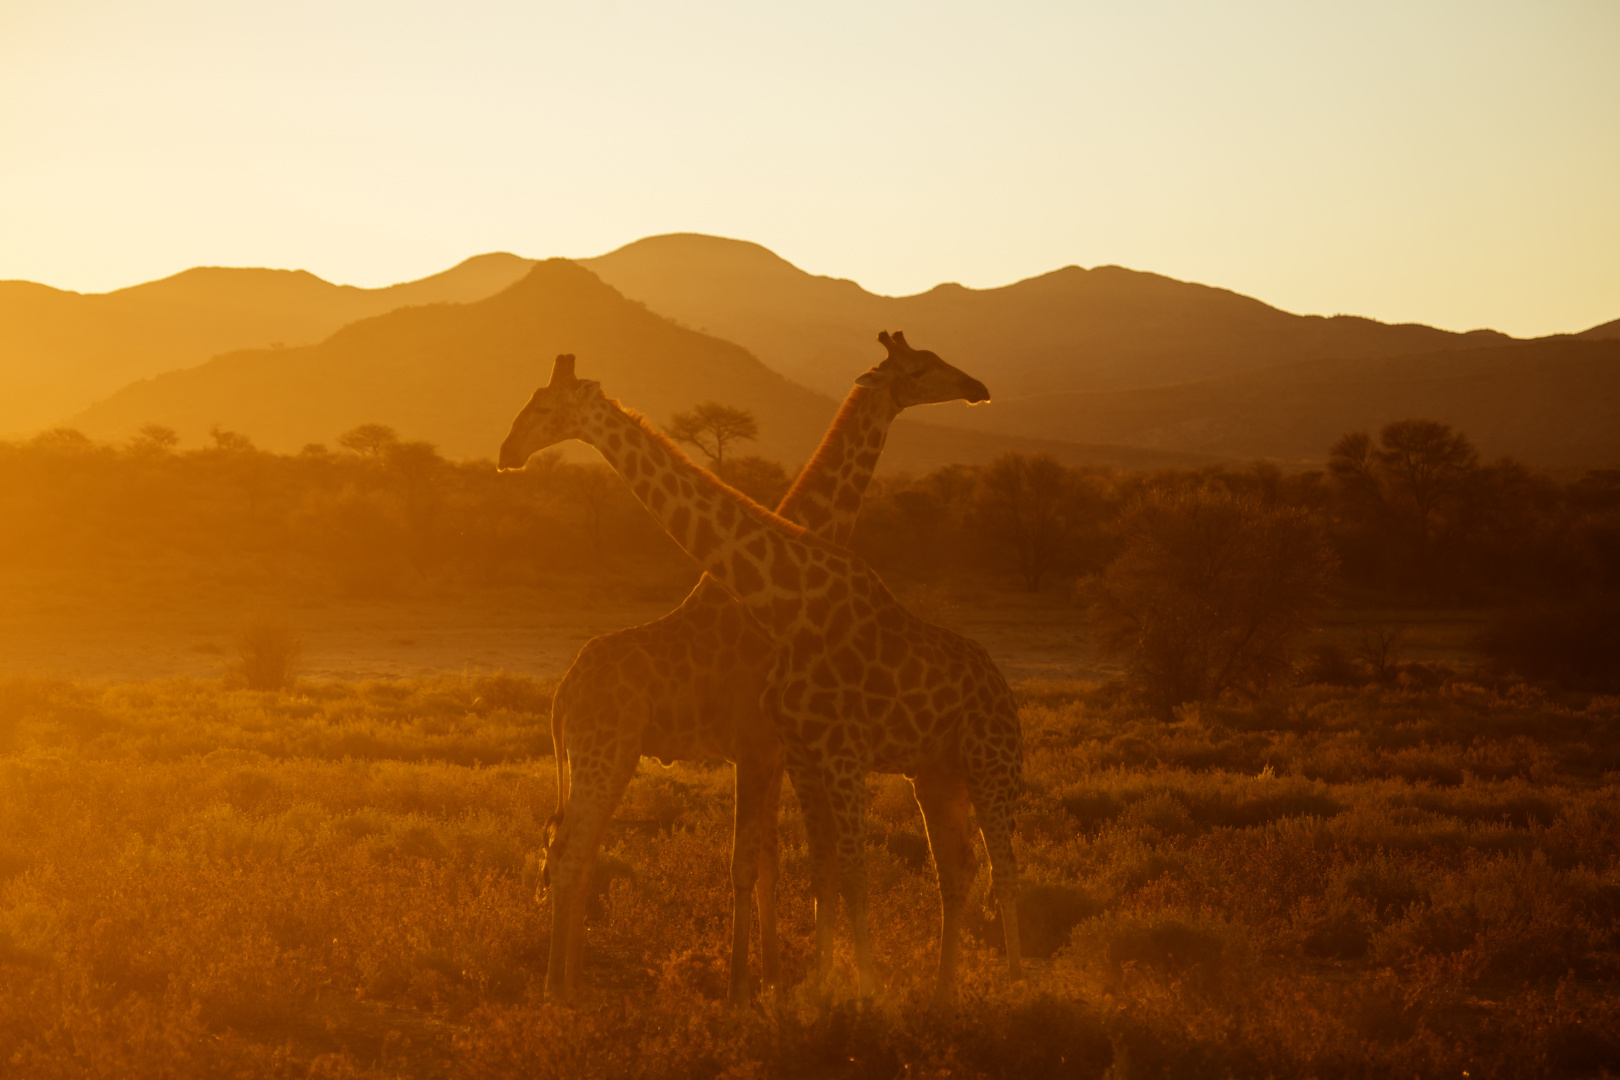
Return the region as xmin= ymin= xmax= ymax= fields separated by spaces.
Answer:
xmin=534 ymin=333 xmax=989 ymax=1006
xmin=499 ymin=346 xmax=1024 ymax=999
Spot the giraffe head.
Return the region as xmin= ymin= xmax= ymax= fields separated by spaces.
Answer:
xmin=856 ymin=330 xmax=990 ymax=408
xmin=497 ymin=353 xmax=602 ymax=470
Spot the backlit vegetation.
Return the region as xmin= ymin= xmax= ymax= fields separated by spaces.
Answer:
xmin=4 ymin=417 xmax=1620 ymax=1075
xmin=4 ymin=670 xmax=1620 ymax=1077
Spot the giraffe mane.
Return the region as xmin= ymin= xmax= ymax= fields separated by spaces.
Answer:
xmin=777 ymin=386 xmax=874 ymax=514
xmin=614 ymin=399 xmax=814 ymax=544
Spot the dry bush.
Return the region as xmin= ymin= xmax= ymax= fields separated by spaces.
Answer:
xmin=1477 ymin=598 xmax=1620 ymax=691
xmin=233 ymin=617 xmax=302 ymax=690
xmin=1085 ymin=485 xmax=1336 ymax=716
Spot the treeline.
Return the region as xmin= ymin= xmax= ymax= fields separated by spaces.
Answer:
xmin=4 ymin=418 xmax=1617 ymax=692
xmin=0 ymin=424 xmax=695 ymax=597
xmin=855 ymin=420 xmax=1620 ymax=605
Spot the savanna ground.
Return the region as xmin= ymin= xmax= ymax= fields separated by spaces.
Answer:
xmin=5 ymin=428 xmax=1619 ymax=1077
xmin=5 ymin=575 xmax=1618 ymax=1079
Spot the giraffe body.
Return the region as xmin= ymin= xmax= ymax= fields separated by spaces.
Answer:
xmin=536 ymin=334 xmax=992 ymax=1004
xmin=502 ymin=359 xmax=1025 ymax=998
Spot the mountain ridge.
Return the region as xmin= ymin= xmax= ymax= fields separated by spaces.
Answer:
xmin=69 ymin=259 xmax=1208 ymax=474
xmin=579 ymin=233 xmax=1520 ymax=400
xmin=0 ymin=252 xmax=538 ymax=435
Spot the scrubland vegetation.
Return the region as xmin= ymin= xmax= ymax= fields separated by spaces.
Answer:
xmin=5 ymin=667 xmax=1620 ymax=1078
xmin=4 ymin=418 xmax=1620 ymax=1076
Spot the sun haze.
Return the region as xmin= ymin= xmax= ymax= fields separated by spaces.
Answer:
xmin=1 ymin=0 xmax=1615 ymax=337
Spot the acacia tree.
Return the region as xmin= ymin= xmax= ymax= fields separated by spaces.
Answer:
xmin=667 ymin=403 xmax=758 ymax=472
xmin=1086 ymin=485 xmax=1336 ymax=716
xmin=1329 ymin=419 xmax=1482 ymax=596
xmin=976 ymin=452 xmax=1083 ymax=590
xmin=129 ymin=424 xmax=179 ymax=456
xmin=338 ymin=423 xmax=400 ymax=460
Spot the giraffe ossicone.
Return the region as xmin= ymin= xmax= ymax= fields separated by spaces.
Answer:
xmin=500 ymin=337 xmax=1022 ymax=1001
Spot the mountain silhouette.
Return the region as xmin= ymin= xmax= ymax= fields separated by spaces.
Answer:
xmin=580 ymin=233 xmax=1517 ymax=400
xmin=69 ymin=260 xmax=1206 ymax=472
xmin=1574 ymin=317 xmax=1620 ymax=341
xmin=0 ymin=252 xmax=536 ymax=436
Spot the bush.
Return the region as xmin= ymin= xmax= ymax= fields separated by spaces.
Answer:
xmin=1085 ymin=486 xmax=1337 ymax=716
xmin=1476 ymin=599 xmax=1620 ymax=691
xmin=233 ymin=617 xmax=302 ymax=691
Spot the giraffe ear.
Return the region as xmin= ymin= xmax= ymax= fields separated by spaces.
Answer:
xmin=855 ymin=365 xmax=893 ymax=388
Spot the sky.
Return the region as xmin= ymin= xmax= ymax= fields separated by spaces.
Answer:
xmin=2 ymin=0 xmax=1616 ymax=337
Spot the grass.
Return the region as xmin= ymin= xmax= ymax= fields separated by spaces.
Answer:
xmin=3 ymin=670 xmax=1620 ymax=1077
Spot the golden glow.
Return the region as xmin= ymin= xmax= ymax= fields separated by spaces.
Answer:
xmin=1 ymin=1 xmax=1617 ymax=336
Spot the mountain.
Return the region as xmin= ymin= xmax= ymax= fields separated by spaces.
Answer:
xmin=942 ymin=338 xmax=1620 ymax=466
xmin=69 ymin=260 xmax=1208 ymax=473
xmin=0 ymin=252 xmax=537 ymax=436
xmin=1575 ymin=317 xmax=1620 ymax=341
xmin=579 ymin=233 xmax=1516 ymax=401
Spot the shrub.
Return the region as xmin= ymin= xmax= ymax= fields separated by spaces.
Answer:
xmin=233 ymin=617 xmax=302 ymax=691
xmin=1085 ymin=485 xmax=1337 ymax=716
xmin=1476 ymin=598 xmax=1620 ymax=691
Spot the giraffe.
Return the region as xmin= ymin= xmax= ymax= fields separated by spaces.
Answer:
xmin=499 ymin=350 xmax=1025 ymax=1001
xmin=538 ymin=332 xmax=990 ymax=1005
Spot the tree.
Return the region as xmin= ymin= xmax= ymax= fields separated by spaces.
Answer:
xmin=1329 ymin=419 xmax=1485 ymax=596
xmin=719 ymin=455 xmax=791 ymax=508
xmin=29 ymin=428 xmax=92 ymax=451
xmin=667 ymin=403 xmax=758 ymax=471
xmin=976 ymin=452 xmax=1082 ymax=590
xmin=209 ymin=425 xmax=254 ymax=453
xmin=1085 ymin=485 xmax=1336 ymax=716
xmin=338 ymin=423 xmax=400 ymax=459
xmin=129 ymin=424 xmax=179 ymax=456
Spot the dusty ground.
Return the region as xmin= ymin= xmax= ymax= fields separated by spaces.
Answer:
xmin=0 ymin=561 xmax=1483 ymax=687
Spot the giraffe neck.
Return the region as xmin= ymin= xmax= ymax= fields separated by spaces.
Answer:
xmin=578 ymin=395 xmax=824 ymax=632
xmin=775 ymin=385 xmax=899 ymax=546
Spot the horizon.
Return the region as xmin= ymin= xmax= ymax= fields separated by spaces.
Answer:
xmin=7 ymin=233 xmax=1613 ymax=341
xmin=3 ymin=2 xmax=1616 ymax=339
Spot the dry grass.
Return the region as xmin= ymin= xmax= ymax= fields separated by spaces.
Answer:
xmin=3 ymin=671 xmax=1620 ymax=1077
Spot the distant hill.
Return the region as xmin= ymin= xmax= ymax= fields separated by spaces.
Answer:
xmin=940 ymin=338 xmax=1620 ymax=467
xmin=0 ymin=252 xmax=536 ymax=436
xmin=70 ymin=260 xmax=1208 ymax=474
xmin=1575 ymin=317 xmax=1620 ymax=341
xmin=580 ymin=233 xmax=1516 ymax=400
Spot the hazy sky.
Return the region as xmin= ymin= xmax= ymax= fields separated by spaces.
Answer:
xmin=2 ymin=1 xmax=1615 ymax=336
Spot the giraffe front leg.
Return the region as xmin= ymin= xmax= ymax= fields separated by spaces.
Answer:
xmin=826 ymin=765 xmax=876 ymax=997
xmin=782 ymin=744 xmax=838 ymax=986
xmin=545 ymin=745 xmax=640 ymax=1002
xmin=755 ymin=746 xmax=785 ymax=995
xmin=727 ymin=751 xmax=775 ymax=1007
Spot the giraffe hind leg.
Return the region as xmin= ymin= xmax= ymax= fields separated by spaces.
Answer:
xmin=965 ymin=742 xmax=1023 ymax=982
xmin=912 ymin=763 xmax=977 ymax=1002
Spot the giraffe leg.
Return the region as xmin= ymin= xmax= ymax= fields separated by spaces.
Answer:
xmin=544 ymin=741 xmax=639 ymax=1002
xmin=912 ymin=764 xmax=977 ymax=1003
xmin=754 ymin=746 xmax=785 ymax=995
xmin=728 ymin=745 xmax=777 ymax=1007
xmin=782 ymin=745 xmax=839 ymax=984
xmin=826 ymin=763 xmax=876 ymax=997
xmin=966 ymin=764 xmax=1023 ymax=983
